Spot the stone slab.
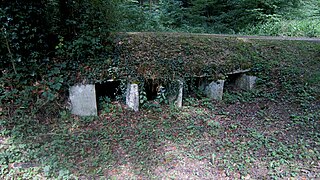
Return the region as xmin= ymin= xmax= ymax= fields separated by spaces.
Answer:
xmin=227 ymin=69 xmax=251 ymax=75
xmin=126 ymin=83 xmax=139 ymax=111
xmin=11 ymin=162 xmax=39 ymax=169
xmin=175 ymin=80 xmax=183 ymax=108
xmin=69 ymin=84 xmax=97 ymax=116
xmin=205 ymin=80 xmax=225 ymax=100
xmin=236 ymin=75 xmax=257 ymax=90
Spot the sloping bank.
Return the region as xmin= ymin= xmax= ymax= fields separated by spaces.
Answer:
xmin=107 ymin=32 xmax=320 ymax=82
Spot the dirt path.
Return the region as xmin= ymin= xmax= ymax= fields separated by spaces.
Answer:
xmin=209 ymin=33 xmax=320 ymax=43
xmin=128 ymin=32 xmax=320 ymax=43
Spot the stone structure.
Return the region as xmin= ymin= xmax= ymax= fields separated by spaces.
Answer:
xmin=69 ymin=84 xmax=97 ymax=116
xmin=126 ymin=83 xmax=139 ymax=111
xmin=227 ymin=69 xmax=250 ymax=75
xmin=68 ymin=71 xmax=257 ymax=114
xmin=175 ymin=80 xmax=183 ymax=108
xmin=205 ymin=80 xmax=225 ymax=100
xmin=166 ymin=80 xmax=184 ymax=108
xmin=235 ymin=74 xmax=257 ymax=90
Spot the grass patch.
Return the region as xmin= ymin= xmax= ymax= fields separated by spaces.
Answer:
xmin=244 ymin=19 xmax=320 ymax=37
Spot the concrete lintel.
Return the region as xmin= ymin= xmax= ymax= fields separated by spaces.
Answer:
xmin=227 ymin=69 xmax=251 ymax=75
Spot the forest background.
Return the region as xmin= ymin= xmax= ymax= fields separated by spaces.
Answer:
xmin=1 ymin=0 xmax=320 ymax=75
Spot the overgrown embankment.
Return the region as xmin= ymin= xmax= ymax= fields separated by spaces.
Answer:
xmin=113 ymin=32 xmax=320 ymax=90
xmin=1 ymin=32 xmax=320 ymax=179
xmin=1 ymin=32 xmax=320 ymax=115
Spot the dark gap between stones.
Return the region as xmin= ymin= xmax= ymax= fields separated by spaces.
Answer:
xmin=184 ymin=77 xmax=208 ymax=98
xmin=224 ymin=73 xmax=242 ymax=92
xmin=144 ymin=79 xmax=163 ymax=101
xmin=95 ymin=81 xmax=122 ymax=111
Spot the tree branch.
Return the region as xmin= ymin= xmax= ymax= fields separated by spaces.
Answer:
xmin=4 ymin=37 xmax=17 ymax=74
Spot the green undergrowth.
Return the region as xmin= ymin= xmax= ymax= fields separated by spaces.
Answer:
xmin=244 ymin=19 xmax=320 ymax=37
xmin=1 ymin=77 xmax=320 ymax=179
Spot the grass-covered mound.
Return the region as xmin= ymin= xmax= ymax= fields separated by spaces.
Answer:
xmin=114 ymin=32 xmax=256 ymax=80
xmin=110 ymin=32 xmax=320 ymax=82
xmin=56 ymin=32 xmax=320 ymax=84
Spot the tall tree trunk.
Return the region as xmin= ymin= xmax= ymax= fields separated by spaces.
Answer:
xmin=149 ymin=0 xmax=152 ymax=11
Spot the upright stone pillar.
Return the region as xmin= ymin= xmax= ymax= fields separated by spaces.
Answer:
xmin=69 ymin=84 xmax=97 ymax=116
xmin=235 ymin=75 xmax=257 ymax=90
xmin=126 ymin=83 xmax=139 ymax=111
xmin=205 ymin=80 xmax=225 ymax=101
xmin=175 ymin=80 xmax=183 ymax=108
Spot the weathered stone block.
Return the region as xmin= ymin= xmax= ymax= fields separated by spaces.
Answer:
xmin=205 ymin=80 xmax=225 ymax=100
xmin=126 ymin=83 xmax=139 ymax=111
xmin=69 ymin=84 xmax=97 ymax=116
xmin=175 ymin=80 xmax=183 ymax=108
xmin=166 ymin=80 xmax=184 ymax=108
xmin=235 ymin=75 xmax=257 ymax=90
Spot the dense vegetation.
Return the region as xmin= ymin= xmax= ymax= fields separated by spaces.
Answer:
xmin=0 ymin=0 xmax=320 ymax=179
xmin=2 ymin=0 xmax=320 ymax=87
xmin=118 ymin=0 xmax=320 ymax=35
xmin=1 ymin=0 xmax=320 ymax=77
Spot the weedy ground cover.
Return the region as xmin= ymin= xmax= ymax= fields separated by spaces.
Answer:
xmin=1 ymin=78 xmax=319 ymax=179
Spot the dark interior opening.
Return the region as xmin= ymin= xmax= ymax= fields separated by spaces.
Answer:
xmin=142 ymin=75 xmax=245 ymax=101
xmin=95 ymin=81 xmax=122 ymax=101
xmin=224 ymin=73 xmax=242 ymax=92
xmin=184 ymin=77 xmax=207 ymax=97
xmin=144 ymin=79 xmax=162 ymax=100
